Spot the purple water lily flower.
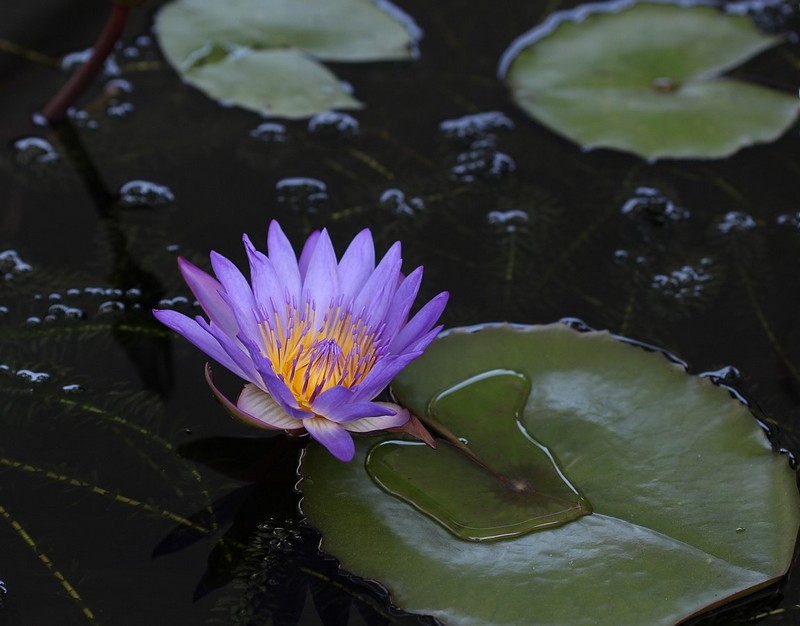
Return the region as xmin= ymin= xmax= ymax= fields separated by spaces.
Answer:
xmin=153 ymin=221 xmax=448 ymax=462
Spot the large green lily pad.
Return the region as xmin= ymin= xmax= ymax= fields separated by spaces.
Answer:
xmin=300 ymin=324 xmax=800 ymax=625
xmin=500 ymin=1 xmax=800 ymax=160
xmin=155 ymin=0 xmax=418 ymax=118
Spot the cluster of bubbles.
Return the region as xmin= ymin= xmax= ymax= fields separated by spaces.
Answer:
xmin=249 ymin=121 xmax=287 ymax=143
xmin=727 ymin=0 xmax=800 ymax=42
xmin=439 ymin=111 xmax=516 ymax=182
xmin=777 ymin=211 xmax=800 ymax=229
xmin=307 ymin=111 xmax=360 ymax=138
xmin=16 ymin=286 xmax=150 ymax=327
xmin=276 ymin=177 xmax=329 ymax=214
xmin=117 ymin=180 xmax=175 ymax=209
xmin=620 ymin=186 xmax=690 ymax=225
xmin=256 ymin=518 xmax=304 ymax=553
xmin=11 ymin=137 xmax=60 ymax=169
xmin=716 ymin=211 xmax=757 ymax=234
xmin=487 ymin=209 xmax=529 ymax=234
xmin=651 ymin=259 xmax=714 ymax=301
xmin=379 ymin=188 xmax=424 ymax=218
xmin=0 ymin=250 xmax=32 ymax=282
xmin=0 ymin=363 xmax=84 ymax=395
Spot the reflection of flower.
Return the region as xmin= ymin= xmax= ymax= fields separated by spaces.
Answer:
xmin=154 ymin=221 xmax=448 ymax=461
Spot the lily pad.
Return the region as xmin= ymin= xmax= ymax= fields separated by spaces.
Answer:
xmin=155 ymin=0 xmax=419 ymax=118
xmin=300 ymin=324 xmax=800 ymax=625
xmin=499 ymin=1 xmax=800 ymax=160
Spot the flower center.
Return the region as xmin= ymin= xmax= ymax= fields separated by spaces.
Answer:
xmin=258 ymin=295 xmax=383 ymax=409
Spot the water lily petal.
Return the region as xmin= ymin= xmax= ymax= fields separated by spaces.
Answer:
xmin=177 ymin=257 xmax=238 ymax=336
xmin=354 ymin=241 xmax=402 ymax=323
xmin=312 ymin=386 xmax=396 ymax=422
xmin=210 ymin=251 xmax=260 ymax=338
xmin=236 ymin=382 xmax=307 ymax=430
xmin=389 ymin=291 xmax=449 ymax=353
xmin=382 ymin=266 xmax=423 ymax=339
xmin=353 ymin=352 xmax=424 ymax=402
xmin=154 ymin=309 xmax=249 ymax=379
xmin=205 ymin=364 xmax=300 ymax=431
xmin=302 ymin=228 xmax=338 ymax=309
xmin=243 ymin=234 xmax=284 ymax=323
xmin=304 ymin=417 xmax=355 ymax=462
xmin=298 ymin=229 xmax=321 ymax=278
xmin=267 ymin=220 xmax=302 ymax=300
xmin=341 ymin=404 xmax=411 ymax=432
xmin=337 ymin=228 xmax=375 ymax=299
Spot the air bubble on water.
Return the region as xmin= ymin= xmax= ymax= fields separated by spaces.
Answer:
xmin=16 ymin=369 xmax=50 ymax=385
xmin=439 ymin=111 xmax=515 ymax=143
xmin=452 ymin=149 xmax=515 ymax=182
xmin=158 ymin=296 xmax=189 ymax=308
xmin=777 ymin=212 xmax=800 ymax=229
xmin=104 ymin=78 xmax=133 ymax=97
xmin=97 ymin=300 xmax=125 ymax=315
xmin=105 ymin=288 xmax=123 ymax=297
xmin=379 ymin=188 xmax=424 ymax=217
xmin=118 ymin=180 xmax=175 ymax=209
xmin=307 ymin=111 xmax=360 ymax=137
xmin=620 ymin=187 xmax=689 ymax=224
xmin=12 ymin=137 xmax=60 ymax=167
xmin=122 ymin=46 xmax=140 ymax=59
xmin=651 ymin=263 xmax=713 ymax=300
xmin=25 ymin=316 xmax=41 ymax=326
xmin=106 ymin=102 xmax=135 ymax=118
xmin=61 ymin=383 xmax=85 ymax=394
xmin=249 ymin=122 xmax=287 ymax=142
xmin=135 ymin=35 xmax=152 ymax=47
xmin=126 ymin=288 xmax=142 ymax=299
xmin=68 ymin=108 xmax=99 ymax=130
xmin=0 ymin=306 xmax=9 ymax=317
xmin=166 ymin=244 xmax=181 ymax=253
xmin=700 ymin=366 xmax=742 ymax=384
xmin=1 ymin=250 xmax=33 ymax=280
xmin=717 ymin=211 xmax=756 ymax=234
xmin=61 ymin=48 xmax=92 ymax=71
xmin=487 ymin=209 xmax=528 ymax=233
xmin=559 ymin=317 xmax=593 ymax=332
xmin=276 ymin=177 xmax=329 ymax=214
xmin=84 ymin=287 xmax=106 ymax=296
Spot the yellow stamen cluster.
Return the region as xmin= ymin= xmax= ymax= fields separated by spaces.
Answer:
xmin=259 ymin=296 xmax=382 ymax=409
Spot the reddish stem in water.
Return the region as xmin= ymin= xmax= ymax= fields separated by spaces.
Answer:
xmin=41 ymin=4 xmax=131 ymax=123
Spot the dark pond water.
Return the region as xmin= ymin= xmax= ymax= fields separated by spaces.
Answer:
xmin=1 ymin=0 xmax=799 ymax=624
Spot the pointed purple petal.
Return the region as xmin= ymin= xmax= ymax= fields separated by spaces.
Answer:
xmin=304 ymin=417 xmax=355 ymax=462
xmin=352 ymin=352 xmax=423 ymax=402
xmin=267 ymin=221 xmax=301 ymax=300
xmin=353 ymin=241 xmax=402 ymax=324
xmin=210 ymin=251 xmax=260 ymax=338
xmin=243 ymin=234 xmax=284 ymax=321
xmin=382 ymin=266 xmax=423 ymax=340
xmin=312 ymin=392 xmax=396 ymax=423
xmin=298 ymin=230 xmax=321 ymax=278
xmin=301 ymin=229 xmax=338 ymax=309
xmin=337 ymin=229 xmax=375 ymax=300
xmin=341 ymin=404 xmax=410 ymax=433
xmin=154 ymin=309 xmax=249 ymax=379
xmin=389 ymin=291 xmax=448 ymax=354
xmin=177 ymin=257 xmax=237 ymax=336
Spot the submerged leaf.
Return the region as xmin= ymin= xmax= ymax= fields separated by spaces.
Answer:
xmin=301 ymin=324 xmax=800 ymax=625
xmin=500 ymin=1 xmax=800 ymax=160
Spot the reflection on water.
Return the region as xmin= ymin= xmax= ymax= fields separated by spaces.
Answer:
xmin=1 ymin=0 xmax=799 ymax=624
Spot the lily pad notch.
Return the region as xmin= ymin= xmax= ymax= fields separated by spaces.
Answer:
xmin=155 ymin=0 xmax=422 ymax=118
xmin=499 ymin=0 xmax=800 ymax=160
